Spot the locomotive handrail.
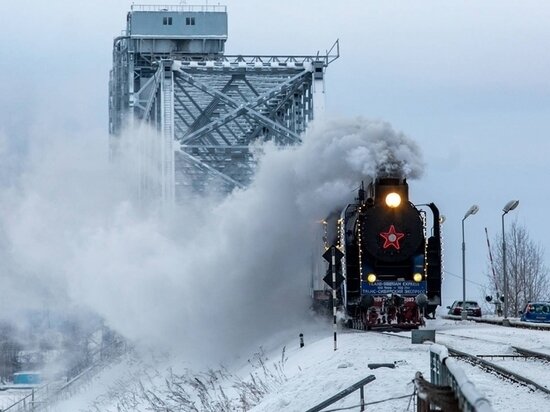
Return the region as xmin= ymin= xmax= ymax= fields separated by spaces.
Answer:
xmin=426 ymin=343 xmax=493 ymax=412
xmin=304 ymin=375 xmax=376 ymax=412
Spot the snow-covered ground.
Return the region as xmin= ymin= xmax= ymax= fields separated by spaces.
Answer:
xmin=43 ymin=317 xmax=550 ymax=411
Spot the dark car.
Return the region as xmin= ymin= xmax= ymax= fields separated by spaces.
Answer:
xmin=447 ymin=300 xmax=482 ymax=317
xmin=520 ymin=302 xmax=550 ymax=323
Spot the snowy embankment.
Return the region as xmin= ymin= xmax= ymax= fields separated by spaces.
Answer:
xmin=248 ymin=330 xmax=426 ymax=411
xmin=52 ymin=321 xmax=429 ymax=411
xmin=51 ymin=318 xmax=550 ymax=411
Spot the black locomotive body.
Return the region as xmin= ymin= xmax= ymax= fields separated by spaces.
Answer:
xmin=323 ymin=177 xmax=442 ymax=330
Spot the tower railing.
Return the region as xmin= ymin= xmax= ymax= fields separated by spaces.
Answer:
xmin=131 ymin=4 xmax=227 ymax=12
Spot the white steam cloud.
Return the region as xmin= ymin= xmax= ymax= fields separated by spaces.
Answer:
xmin=0 ymin=117 xmax=423 ymax=365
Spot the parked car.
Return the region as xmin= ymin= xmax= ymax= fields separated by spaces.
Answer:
xmin=519 ymin=302 xmax=550 ymax=323
xmin=447 ymin=300 xmax=482 ymax=317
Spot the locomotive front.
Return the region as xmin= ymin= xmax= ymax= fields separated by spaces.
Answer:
xmin=342 ymin=177 xmax=442 ymax=329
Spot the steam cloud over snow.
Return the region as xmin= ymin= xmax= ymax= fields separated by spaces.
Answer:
xmin=0 ymin=117 xmax=423 ymax=365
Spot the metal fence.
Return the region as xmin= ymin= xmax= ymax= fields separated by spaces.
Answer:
xmin=305 ymin=375 xmax=376 ymax=412
xmin=1 ymin=339 xmax=126 ymax=411
xmin=425 ymin=344 xmax=493 ymax=412
xmin=2 ymin=383 xmax=56 ymax=412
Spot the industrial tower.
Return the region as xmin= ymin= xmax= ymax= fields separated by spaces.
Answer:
xmin=109 ymin=4 xmax=338 ymax=203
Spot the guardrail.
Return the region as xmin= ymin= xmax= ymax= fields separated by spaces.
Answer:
xmin=421 ymin=344 xmax=493 ymax=412
xmin=130 ymin=4 xmax=227 ymax=12
xmin=2 ymin=339 xmax=126 ymax=412
xmin=442 ymin=315 xmax=550 ymax=330
xmin=2 ymin=383 xmax=54 ymax=412
xmin=305 ymin=375 xmax=376 ymax=412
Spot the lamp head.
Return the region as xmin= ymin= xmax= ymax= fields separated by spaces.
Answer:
xmin=503 ymin=200 xmax=519 ymax=214
xmin=464 ymin=204 xmax=479 ymax=219
xmin=385 ymin=192 xmax=401 ymax=208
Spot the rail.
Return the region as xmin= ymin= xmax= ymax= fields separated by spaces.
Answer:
xmin=170 ymin=50 xmax=339 ymax=68
xmin=1 ymin=338 xmax=126 ymax=411
xmin=304 ymin=375 xmax=376 ymax=412
xmin=442 ymin=314 xmax=550 ymax=330
xmin=152 ymin=40 xmax=340 ymax=68
xmin=447 ymin=346 xmax=550 ymax=396
xmin=426 ymin=344 xmax=493 ymax=412
xmin=513 ymin=346 xmax=550 ymax=361
xmin=2 ymin=383 xmax=53 ymax=412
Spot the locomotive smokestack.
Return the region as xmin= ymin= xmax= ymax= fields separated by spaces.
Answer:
xmin=358 ymin=181 xmax=365 ymax=202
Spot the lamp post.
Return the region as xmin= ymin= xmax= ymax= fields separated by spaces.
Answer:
xmin=461 ymin=205 xmax=479 ymax=320
xmin=502 ymin=200 xmax=519 ymax=320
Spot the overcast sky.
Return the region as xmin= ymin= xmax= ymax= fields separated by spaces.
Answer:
xmin=1 ymin=0 xmax=550 ymax=312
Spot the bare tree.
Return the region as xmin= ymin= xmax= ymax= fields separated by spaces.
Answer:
xmin=487 ymin=221 xmax=550 ymax=315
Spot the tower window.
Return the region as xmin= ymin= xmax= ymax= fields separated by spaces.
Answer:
xmin=163 ymin=17 xmax=173 ymax=25
xmin=186 ymin=17 xmax=195 ymax=25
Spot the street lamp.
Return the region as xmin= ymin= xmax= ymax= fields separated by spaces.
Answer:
xmin=462 ymin=205 xmax=479 ymax=320
xmin=502 ymin=199 xmax=519 ymax=320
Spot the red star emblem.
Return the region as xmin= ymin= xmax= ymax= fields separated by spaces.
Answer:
xmin=380 ymin=225 xmax=405 ymax=250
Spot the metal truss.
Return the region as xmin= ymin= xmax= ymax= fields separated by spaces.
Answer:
xmin=111 ymin=41 xmax=339 ymax=198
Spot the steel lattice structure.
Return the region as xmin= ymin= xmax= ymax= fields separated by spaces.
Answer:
xmin=109 ymin=4 xmax=338 ymax=202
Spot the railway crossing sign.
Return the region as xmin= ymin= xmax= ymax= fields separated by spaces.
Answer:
xmin=323 ymin=245 xmax=344 ymax=262
xmin=322 ymin=245 xmax=344 ymax=289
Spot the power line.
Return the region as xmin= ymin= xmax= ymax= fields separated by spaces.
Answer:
xmin=443 ymin=269 xmax=486 ymax=288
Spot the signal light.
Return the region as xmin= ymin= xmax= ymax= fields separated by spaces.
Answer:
xmin=413 ymin=273 xmax=423 ymax=282
xmin=367 ymin=273 xmax=377 ymax=283
xmin=385 ymin=192 xmax=401 ymax=208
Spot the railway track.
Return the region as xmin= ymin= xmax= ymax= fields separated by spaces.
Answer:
xmin=446 ymin=346 xmax=550 ymax=395
xmin=365 ymin=327 xmax=550 ymax=411
xmin=378 ymin=331 xmax=550 ymax=395
xmin=428 ymin=329 xmax=550 ymax=394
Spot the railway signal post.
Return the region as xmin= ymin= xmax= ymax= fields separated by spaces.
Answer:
xmin=323 ymin=245 xmax=344 ymax=351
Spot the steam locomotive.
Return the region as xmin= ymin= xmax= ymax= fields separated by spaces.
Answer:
xmin=317 ymin=176 xmax=442 ymax=330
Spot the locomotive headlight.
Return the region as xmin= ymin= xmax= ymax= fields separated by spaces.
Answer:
xmin=385 ymin=192 xmax=401 ymax=208
xmin=413 ymin=273 xmax=423 ymax=282
xmin=367 ymin=273 xmax=377 ymax=283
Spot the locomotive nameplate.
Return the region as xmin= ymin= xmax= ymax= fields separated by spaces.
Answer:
xmin=362 ymin=280 xmax=427 ymax=295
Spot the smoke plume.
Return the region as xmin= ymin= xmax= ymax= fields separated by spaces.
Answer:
xmin=0 ymin=117 xmax=423 ymax=365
